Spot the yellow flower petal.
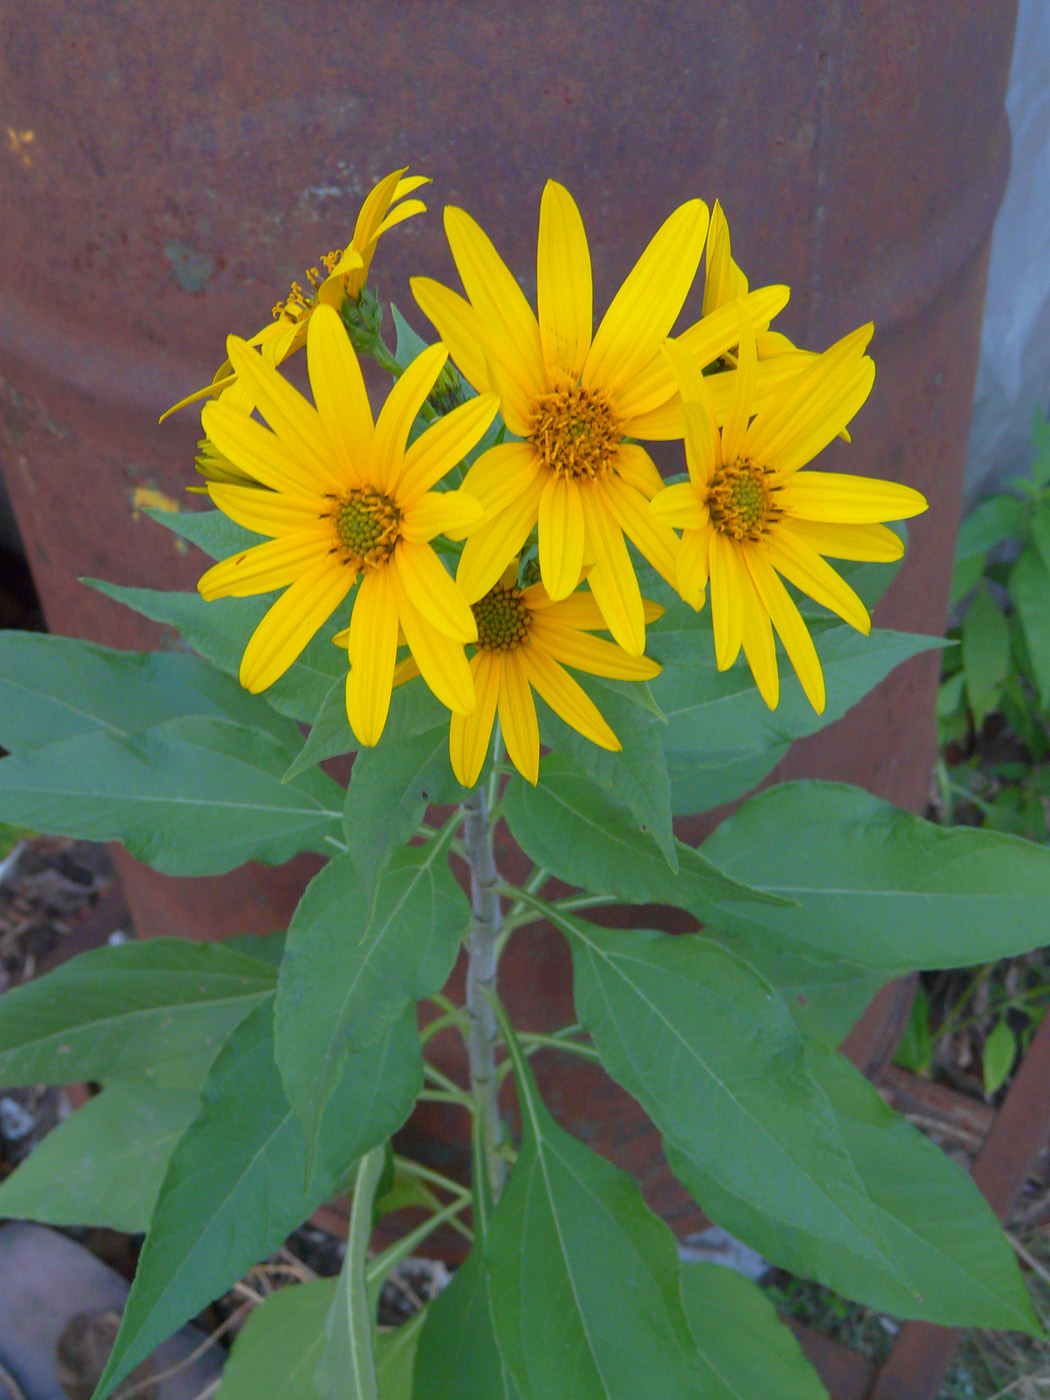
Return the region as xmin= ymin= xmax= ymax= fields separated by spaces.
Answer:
xmin=198 ymin=532 xmax=335 ymax=600
xmin=449 ymin=651 xmax=500 ymax=787
xmin=401 ymin=489 xmax=484 ymax=545
xmin=522 ymin=645 xmax=620 ymax=752
xmin=207 ymin=484 xmax=325 ymax=538
xmin=782 ymin=472 xmax=928 ymax=524
xmin=459 ymin=442 xmax=543 ymax=522
xmin=160 ymin=370 xmax=236 ymax=425
xmin=389 ymin=573 xmax=476 ymax=715
xmin=457 ymin=469 xmax=547 ymax=603
xmin=306 ymin=304 xmax=373 ymax=483
xmin=393 ymin=542 xmax=477 ymax=643
xmin=346 ymin=568 xmax=401 ymax=745
xmin=393 ymin=655 xmax=421 ymax=689
xmin=482 ymin=352 xmax=535 ymax=439
xmin=745 ymin=549 xmax=826 ymax=713
xmin=224 ymin=336 xmax=342 ymax=491
xmin=614 ymin=443 xmax=666 ymax=497
xmin=702 ymin=200 xmax=747 ymax=315
xmin=537 ymin=180 xmax=592 ymax=383
xmin=649 ymin=481 xmax=709 ymax=530
xmin=744 ymin=324 xmax=875 ymax=477
xmin=202 ymin=401 xmax=326 ymax=497
xmin=497 ymin=650 xmax=541 ymax=785
xmin=708 ymin=532 xmax=745 ymax=671
xmin=787 ymin=519 xmax=905 ymax=562
xmin=372 ymin=198 xmax=428 ymax=241
xmin=768 ymin=529 xmax=871 ymax=634
xmin=538 ymin=474 xmax=586 ymax=601
xmin=398 ymin=393 xmax=501 ymax=503
xmin=600 ymin=477 xmax=680 ymax=588
xmin=411 ymin=277 xmax=492 ymax=394
xmin=583 ymin=199 xmax=709 ymax=400
xmin=676 ymin=526 xmax=711 ymax=609
xmin=738 ymin=571 xmax=779 ymax=710
xmin=529 ymin=589 xmax=665 ymax=628
xmin=528 ymin=618 xmax=661 ymax=680
xmin=444 ymin=206 xmax=547 ymax=401
xmin=372 ymin=343 xmax=448 ymax=493
xmin=722 ymin=302 xmax=757 ymax=467
xmin=579 ymin=485 xmax=646 ymax=655
xmin=240 ymin=561 xmax=353 ymax=694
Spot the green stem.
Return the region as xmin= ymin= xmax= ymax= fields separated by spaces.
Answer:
xmin=394 ymin=1154 xmax=472 ymax=1202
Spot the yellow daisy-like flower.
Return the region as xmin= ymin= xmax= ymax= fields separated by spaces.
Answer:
xmin=650 ymin=309 xmax=928 ymax=713
xmin=411 ymin=181 xmax=730 ymax=658
xmin=196 ymin=303 xmax=499 ymax=745
xmin=415 ymin=562 xmax=662 ymax=786
xmin=163 ymin=167 xmax=429 ymax=426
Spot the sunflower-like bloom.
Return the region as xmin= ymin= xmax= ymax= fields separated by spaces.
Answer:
xmin=413 ymin=182 xmax=730 ymax=658
xmin=197 ymin=304 xmax=499 ymax=744
xmin=650 ymin=310 xmax=927 ymax=713
xmin=164 ymin=167 xmax=429 ymax=429
xmin=406 ymin=562 xmax=661 ymax=786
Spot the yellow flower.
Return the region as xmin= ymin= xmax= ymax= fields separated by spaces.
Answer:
xmin=163 ymin=167 xmax=429 ymax=424
xmin=196 ymin=304 xmax=499 ymax=745
xmin=420 ymin=563 xmax=663 ymax=786
xmin=650 ymin=309 xmax=927 ymax=713
xmin=412 ymin=181 xmax=727 ymax=658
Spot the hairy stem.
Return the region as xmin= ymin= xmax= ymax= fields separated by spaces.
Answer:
xmin=463 ymin=785 xmax=506 ymax=1197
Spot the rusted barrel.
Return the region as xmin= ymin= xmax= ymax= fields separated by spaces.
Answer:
xmin=0 ymin=2 xmax=1018 ymax=1218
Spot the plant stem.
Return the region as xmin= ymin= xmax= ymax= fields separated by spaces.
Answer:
xmin=462 ymin=784 xmax=506 ymax=1197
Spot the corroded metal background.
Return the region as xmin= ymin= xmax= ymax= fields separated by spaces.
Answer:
xmin=0 ymin=9 xmax=1021 ymax=1381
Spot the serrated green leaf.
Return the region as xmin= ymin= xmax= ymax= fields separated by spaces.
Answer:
xmin=412 ymin=1246 xmax=518 ymax=1400
xmin=538 ymin=681 xmax=677 ymax=869
xmin=0 ymin=1082 xmax=199 ymax=1233
xmin=983 ymin=1017 xmax=1017 ymax=1097
xmin=0 ymin=716 xmax=344 ymax=876
xmin=962 ymin=582 xmax=1009 ymax=727
xmin=285 ymin=677 xmax=357 ymax=780
xmin=344 ymin=726 xmax=465 ymax=889
xmin=1010 ymin=546 xmax=1050 ymax=708
xmin=486 ymin=1015 xmax=699 ymax=1400
xmin=215 ymin=1279 xmax=335 ymax=1400
xmin=502 ymin=754 xmax=785 ymax=909
xmin=0 ymin=633 xmax=295 ymax=753
xmin=143 ymin=505 xmax=263 ymax=560
xmin=688 ymin=1045 xmax=1039 ymax=1331
xmin=91 ymin=1002 xmax=422 ymax=1400
xmin=275 ymin=825 xmax=468 ymax=1150
xmin=680 ymin=1262 xmax=828 ymax=1400
xmin=0 ymin=938 xmax=275 ymax=1089
xmin=700 ymin=781 xmax=1050 ymax=971
xmin=89 ymin=579 xmax=351 ymax=724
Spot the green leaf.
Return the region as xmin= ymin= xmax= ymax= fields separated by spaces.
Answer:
xmin=391 ymin=304 xmax=431 ymax=369
xmin=962 ymin=582 xmax=1009 ymax=726
xmin=700 ymin=781 xmax=1050 ymax=971
xmin=215 ymin=1279 xmax=336 ymax=1400
xmin=412 ymin=1246 xmax=518 ymax=1400
xmin=0 ymin=938 xmax=276 ymax=1090
xmin=1010 ymin=546 xmax=1050 ymax=707
xmin=563 ymin=917 xmax=909 ymax=1298
xmin=983 ymin=1018 xmax=1017 ymax=1097
xmin=344 ymin=726 xmax=465 ymax=890
xmin=275 ymin=824 xmax=468 ymax=1150
xmin=486 ymin=1014 xmax=699 ymax=1400
xmin=0 ymin=716 xmax=344 ymax=876
xmin=142 ymin=505 xmax=263 ymax=561
xmin=689 ymin=1045 xmax=1039 ymax=1331
xmin=285 ymin=677 xmax=358 ymax=781
xmin=538 ymin=681 xmax=678 ymax=869
xmin=91 ymin=1002 xmax=422 ymax=1400
xmin=502 ymin=754 xmax=786 ymax=909
xmin=656 ymin=627 xmax=943 ymax=816
xmin=0 ymin=1082 xmax=198 ymax=1233
xmin=679 ymin=1262 xmax=828 ymax=1400
xmin=894 ymin=982 xmax=933 ymax=1076
xmin=376 ymin=1312 xmax=427 ymax=1400
xmin=0 ymin=633 xmax=295 ymax=754
xmin=89 ymin=579 xmax=351 ymax=725
xmin=951 ymin=495 xmax=1025 ymax=606
xmin=319 ymin=1146 xmax=386 ymax=1400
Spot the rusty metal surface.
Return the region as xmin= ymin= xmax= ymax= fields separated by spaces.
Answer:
xmin=0 ymin=0 xmax=1020 ymax=1280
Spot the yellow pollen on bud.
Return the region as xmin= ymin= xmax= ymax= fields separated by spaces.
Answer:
xmin=330 ymin=489 xmax=402 ymax=570
xmin=530 ymin=384 xmax=622 ymax=481
xmin=707 ymin=460 xmax=781 ymax=543
xmin=472 ymin=585 xmax=532 ymax=651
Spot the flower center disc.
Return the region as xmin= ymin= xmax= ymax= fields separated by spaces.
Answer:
xmin=334 ymin=490 xmax=402 ymax=569
xmin=473 ymin=585 xmax=532 ymax=651
xmin=707 ymin=461 xmax=779 ymax=543
xmin=530 ymin=385 xmax=622 ymax=481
